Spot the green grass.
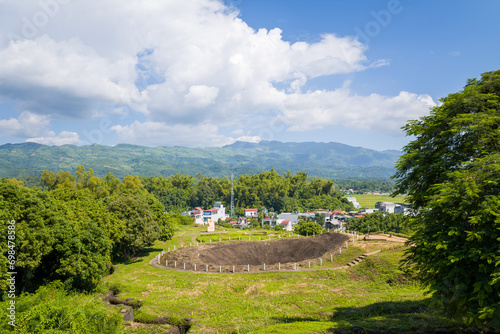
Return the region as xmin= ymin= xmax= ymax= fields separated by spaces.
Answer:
xmin=347 ymin=194 xmax=407 ymax=208
xmin=101 ymin=225 xmax=461 ymax=333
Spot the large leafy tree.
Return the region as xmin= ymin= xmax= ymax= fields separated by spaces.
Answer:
xmin=393 ymin=70 xmax=500 ymax=325
xmin=107 ymin=191 xmax=161 ymax=258
xmin=294 ymin=220 xmax=322 ymax=236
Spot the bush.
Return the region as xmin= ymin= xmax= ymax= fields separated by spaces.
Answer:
xmin=0 ymin=282 xmax=122 ymax=333
xmin=294 ymin=221 xmax=322 ymax=236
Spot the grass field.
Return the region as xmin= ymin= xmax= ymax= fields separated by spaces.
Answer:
xmin=102 ymin=225 xmax=460 ymax=333
xmin=345 ymin=194 xmax=408 ymax=208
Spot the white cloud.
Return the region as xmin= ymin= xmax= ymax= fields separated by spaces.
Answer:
xmin=184 ymin=85 xmax=219 ymax=108
xmin=27 ymin=131 xmax=81 ymax=145
xmin=111 ymin=121 xmax=234 ymax=147
xmin=0 ymin=110 xmax=80 ymax=145
xmin=0 ymin=111 xmax=50 ymax=137
xmin=283 ymin=89 xmax=436 ymax=135
xmin=0 ymin=0 xmax=434 ymax=146
xmin=0 ymin=36 xmax=140 ymax=118
xmin=235 ymin=135 xmax=261 ymax=143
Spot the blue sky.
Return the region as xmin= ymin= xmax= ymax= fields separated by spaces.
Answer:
xmin=0 ymin=0 xmax=499 ymax=150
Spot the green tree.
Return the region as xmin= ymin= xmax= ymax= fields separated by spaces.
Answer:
xmin=274 ymin=224 xmax=284 ymax=231
xmin=40 ymin=170 xmax=57 ymax=190
xmin=348 ymin=212 xmax=410 ymax=235
xmin=5 ymin=178 xmax=24 ymax=187
xmin=394 ymin=70 xmax=500 ymax=326
xmin=294 ymin=220 xmax=322 ymax=236
xmin=56 ymin=170 xmax=76 ymax=189
xmin=0 ymin=181 xmax=59 ymax=293
xmin=107 ymin=192 xmax=160 ymax=258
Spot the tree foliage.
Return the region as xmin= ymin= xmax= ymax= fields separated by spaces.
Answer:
xmin=294 ymin=220 xmax=323 ymax=236
xmin=0 ymin=282 xmax=122 ymax=333
xmin=348 ymin=212 xmax=410 ymax=235
xmin=394 ymin=70 xmax=500 ymax=325
xmin=1 ymin=166 xmax=175 ymax=295
xmin=141 ymin=169 xmax=354 ymax=213
xmin=107 ymin=192 xmax=160 ymax=258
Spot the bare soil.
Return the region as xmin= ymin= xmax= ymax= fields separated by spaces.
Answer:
xmin=162 ymin=232 xmax=349 ymax=267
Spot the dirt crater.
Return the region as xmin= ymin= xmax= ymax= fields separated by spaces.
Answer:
xmin=165 ymin=232 xmax=349 ymax=266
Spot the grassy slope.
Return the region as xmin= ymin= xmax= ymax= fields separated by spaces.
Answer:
xmin=102 ymin=226 xmax=460 ymax=333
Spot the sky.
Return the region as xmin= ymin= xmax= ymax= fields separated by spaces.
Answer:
xmin=0 ymin=0 xmax=499 ymax=151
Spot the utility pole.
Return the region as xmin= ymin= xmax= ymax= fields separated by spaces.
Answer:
xmin=230 ymin=173 xmax=235 ymax=218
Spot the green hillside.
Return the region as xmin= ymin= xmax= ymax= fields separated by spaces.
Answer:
xmin=0 ymin=141 xmax=400 ymax=180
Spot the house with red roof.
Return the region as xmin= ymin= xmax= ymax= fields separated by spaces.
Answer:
xmin=280 ymin=220 xmax=292 ymax=231
xmin=244 ymin=208 xmax=258 ymax=218
xmin=185 ymin=207 xmax=204 ymax=225
xmin=203 ymin=202 xmax=227 ymax=223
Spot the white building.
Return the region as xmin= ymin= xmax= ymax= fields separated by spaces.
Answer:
xmin=360 ymin=208 xmax=378 ymax=214
xmin=395 ymin=203 xmax=413 ymax=215
xmin=203 ymin=202 xmax=227 ymax=223
xmin=375 ymin=202 xmax=395 ymax=214
xmin=279 ymin=220 xmax=293 ymax=231
xmin=244 ymin=208 xmax=258 ymax=218
xmin=262 ymin=216 xmax=277 ymax=228
xmin=185 ymin=207 xmax=204 ymax=225
xmin=277 ymin=213 xmax=299 ymax=229
xmin=346 ymin=197 xmax=361 ymax=209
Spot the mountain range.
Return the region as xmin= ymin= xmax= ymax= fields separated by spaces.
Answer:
xmin=0 ymin=141 xmax=401 ymax=180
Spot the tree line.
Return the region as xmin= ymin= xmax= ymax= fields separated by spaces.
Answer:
xmin=347 ymin=212 xmax=411 ymax=235
xmin=141 ymin=169 xmax=354 ymax=213
xmin=0 ymin=167 xmax=174 ymax=296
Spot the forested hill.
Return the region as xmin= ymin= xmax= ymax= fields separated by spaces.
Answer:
xmin=0 ymin=140 xmax=400 ymax=179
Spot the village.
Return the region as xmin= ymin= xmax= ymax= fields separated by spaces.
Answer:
xmin=183 ymin=197 xmax=412 ymax=232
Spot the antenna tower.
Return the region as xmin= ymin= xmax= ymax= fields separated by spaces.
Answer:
xmin=230 ymin=173 xmax=235 ymax=217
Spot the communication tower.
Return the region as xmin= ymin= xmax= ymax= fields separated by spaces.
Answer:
xmin=230 ymin=173 xmax=235 ymax=217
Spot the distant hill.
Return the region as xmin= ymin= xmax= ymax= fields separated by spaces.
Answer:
xmin=0 ymin=141 xmax=400 ymax=180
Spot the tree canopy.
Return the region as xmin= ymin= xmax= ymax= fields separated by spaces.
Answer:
xmin=141 ymin=169 xmax=354 ymax=214
xmin=1 ymin=166 xmax=175 ymax=295
xmin=393 ymin=70 xmax=500 ymax=326
xmin=294 ymin=220 xmax=322 ymax=236
xmin=347 ymin=212 xmax=410 ymax=235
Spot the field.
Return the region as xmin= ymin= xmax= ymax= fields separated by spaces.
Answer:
xmin=101 ymin=225 xmax=461 ymax=333
xmin=346 ymin=194 xmax=408 ymax=208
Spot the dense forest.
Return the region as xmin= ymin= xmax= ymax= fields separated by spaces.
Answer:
xmin=140 ymin=169 xmax=354 ymax=213
xmin=0 ymin=168 xmax=175 ymax=297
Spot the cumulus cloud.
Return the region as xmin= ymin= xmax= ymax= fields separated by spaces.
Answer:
xmin=0 ymin=110 xmax=80 ymax=145
xmin=0 ymin=36 xmax=140 ymax=118
xmin=0 ymin=0 xmax=435 ymax=146
xmin=0 ymin=111 xmax=50 ymax=137
xmin=284 ymin=89 xmax=435 ymax=135
xmin=27 ymin=131 xmax=81 ymax=145
xmin=235 ymin=135 xmax=261 ymax=143
xmin=111 ymin=121 xmax=234 ymax=147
